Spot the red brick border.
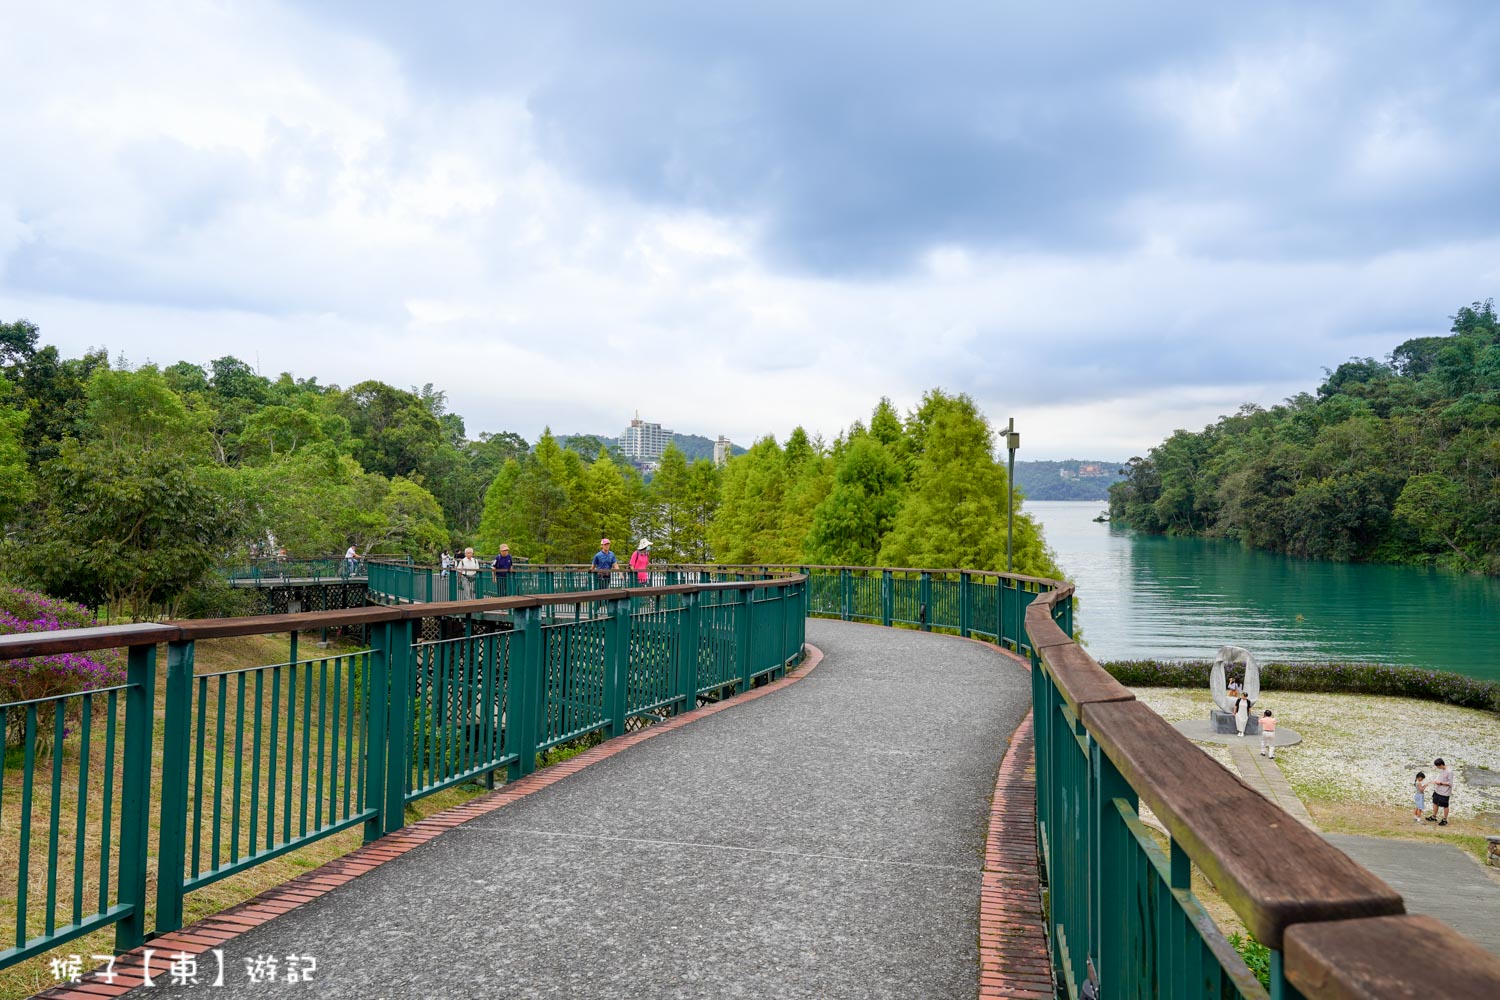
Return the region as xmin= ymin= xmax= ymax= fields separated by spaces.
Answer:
xmin=31 ymin=646 xmax=825 ymax=999
xmin=979 ymin=714 xmax=1055 ymax=1000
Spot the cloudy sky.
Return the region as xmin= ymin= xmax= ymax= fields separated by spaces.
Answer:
xmin=2 ymin=2 xmax=1497 ymax=460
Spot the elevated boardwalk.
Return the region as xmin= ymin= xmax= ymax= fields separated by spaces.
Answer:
xmin=89 ymin=621 xmax=1040 ymax=998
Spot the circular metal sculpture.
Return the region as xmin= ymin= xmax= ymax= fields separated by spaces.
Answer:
xmin=1210 ymin=645 xmax=1260 ymax=713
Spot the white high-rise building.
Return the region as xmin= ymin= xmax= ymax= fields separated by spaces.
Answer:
xmin=713 ymin=435 xmax=732 ymax=466
xmin=619 ymin=413 xmax=674 ymax=463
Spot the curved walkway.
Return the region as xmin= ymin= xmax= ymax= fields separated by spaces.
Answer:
xmin=135 ymin=621 xmax=1033 ymax=999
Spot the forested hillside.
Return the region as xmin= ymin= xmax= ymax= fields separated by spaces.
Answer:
xmin=1109 ymin=300 xmax=1500 ymax=572
xmin=1013 ymin=460 xmax=1125 ymax=501
xmin=0 ymin=320 xmax=1060 ymax=617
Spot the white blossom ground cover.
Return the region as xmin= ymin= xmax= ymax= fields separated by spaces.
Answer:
xmin=1130 ymin=687 xmax=1500 ymax=820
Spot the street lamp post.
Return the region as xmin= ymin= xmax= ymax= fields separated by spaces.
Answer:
xmin=1005 ymin=417 xmax=1020 ymax=572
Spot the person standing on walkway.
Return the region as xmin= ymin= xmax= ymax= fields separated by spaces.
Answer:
xmin=1413 ymin=770 xmax=1429 ymax=824
xmin=1258 ymin=709 xmax=1277 ymax=758
xmin=629 ymin=539 xmax=651 ymax=585
xmin=440 ymin=550 xmax=453 ymax=578
xmin=1428 ymin=758 xmax=1454 ymax=825
xmin=457 ymin=546 xmax=480 ymax=600
xmin=591 ymin=538 xmax=617 ymax=589
xmin=344 ymin=544 xmax=359 ymax=577
xmin=492 ymin=544 xmax=513 ymax=595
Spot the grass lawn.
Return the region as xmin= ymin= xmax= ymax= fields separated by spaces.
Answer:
xmin=0 ymin=632 xmax=490 ymax=1000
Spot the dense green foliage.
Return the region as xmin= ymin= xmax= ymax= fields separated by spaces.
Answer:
xmin=1102 ymin=659 xmax=1500 ymax=713
xmin=1109 ymin=301 xmax=1500 ymax=571
xmin=0 ymin=320 xmax=1059 ymax=614
xmin=1228 ymin=933 xmax=1272 ymax=990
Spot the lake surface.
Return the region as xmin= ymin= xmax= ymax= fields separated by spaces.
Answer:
xmin=1029 ymin=500 xmax=1500 ymax=681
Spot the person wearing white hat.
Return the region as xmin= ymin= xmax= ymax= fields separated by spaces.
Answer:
xmin=629 ymin=539 xmax=652 ymax=585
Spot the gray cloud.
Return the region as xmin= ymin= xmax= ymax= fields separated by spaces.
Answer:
xmin=298 ymin=1 xmax=1500 ymax=273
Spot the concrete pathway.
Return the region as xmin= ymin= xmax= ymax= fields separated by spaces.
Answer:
xmin=1227 ymin=744 xmax=1319 ymax=830
xmin=141 ymin=621 xmax=1033 ymax=1000
xmin=1324 ymin=834 xmax=1500 ymax=958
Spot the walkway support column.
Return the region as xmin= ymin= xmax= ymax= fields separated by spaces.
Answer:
xmin=677 ymin=591 xmax=701 ymax=712
xmin=382 ymin=618 xmax=414 ymax=836
xmin=508 ymin=606 xmax=542 ymax=780
xmin=155 ymin=640 xmax=194 ymax=935
xmin=737 ymin=586 xmax=755 ymax=692
xmin=115 ymin=643 xmax=157 ymax=951
xmin=605 ymin=597 xmax=630 ymax=737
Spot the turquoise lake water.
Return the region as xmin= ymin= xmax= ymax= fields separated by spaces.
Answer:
xmin=1029 ymin=500 xmax=1500 ymax=681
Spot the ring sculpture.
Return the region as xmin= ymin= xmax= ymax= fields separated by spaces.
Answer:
xmin=1210 ymin=645 xmax=1260 ymax=713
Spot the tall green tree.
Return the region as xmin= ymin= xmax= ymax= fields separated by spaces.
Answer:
xmin=878 ymin=391 xmax=1060 ymax=577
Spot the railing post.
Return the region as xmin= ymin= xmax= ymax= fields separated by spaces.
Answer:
xmin=362 ymin=622 xmax=391 ymax=844
xmin=840 ymin=569 xmax=852 ymax=621
xmin=604 ymin=597 xmax=630 ymax=737
xmin=959 ymin=572 xmax=971 ymax=637
xmin=919 ymin=571 xmax=932 ymax=632
xmin=1091 ymin=734 xmax=1137 ymax=996
xmin=737 ymin=586 xmax=755 ymax=692
xmin=677 ymin=591 xmax=701 ymax=712
xmin=154 ymin=640 xmax=194 ymax=935
xmin=382 ymin=617 xmax=414 ymax=835
xmin=508 ymin=606 xmax=542 ymax=779
xmin=114 ymin=643 xmax=158 ymax=952
xmin=881 ymin=570 xmax=893 ymax=627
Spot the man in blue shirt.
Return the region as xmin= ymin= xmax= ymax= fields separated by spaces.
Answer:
xmin=591 ymin=538 xmax=617 ymax=588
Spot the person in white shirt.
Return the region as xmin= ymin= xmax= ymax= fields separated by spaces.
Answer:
xmin=456 ymin=547 xmax=480 ymax=600
xmin=1427 ymin=758 xmax=1454 ymax=825
xmin=344 ymin=545 xmax=358 ymax=577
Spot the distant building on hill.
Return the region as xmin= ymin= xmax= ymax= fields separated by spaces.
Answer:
xmin=713 ymin=435 xmax=732 ymax=466
xmin=1076 ymin=463 xmax=1108 ymax=478
xmin=619 ymin=413 xmax=674 ymax=463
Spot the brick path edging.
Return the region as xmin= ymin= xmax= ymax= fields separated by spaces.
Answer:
xmin=979 ymin=714 xmax=1054 ymax=1000
xmin=32 ymin=646 xmax=825 ymax=1000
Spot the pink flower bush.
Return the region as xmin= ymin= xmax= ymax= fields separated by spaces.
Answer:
xmin=0 ymin=587 xmax=124 ymax=747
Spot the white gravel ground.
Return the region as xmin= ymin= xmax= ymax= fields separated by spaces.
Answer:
xmin=1130 ymin=686 xmax=1500 ymax=819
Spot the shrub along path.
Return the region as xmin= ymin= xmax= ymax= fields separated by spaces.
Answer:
xmin=112 ymin=620 xmax=1034 ymax=999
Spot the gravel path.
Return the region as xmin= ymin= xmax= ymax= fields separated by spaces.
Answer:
xmin=139 ymin=621 xmax=1033 ymax=1000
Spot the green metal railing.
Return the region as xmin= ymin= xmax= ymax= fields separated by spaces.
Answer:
xmin=223 ymin=557 xmax=367 ymax=585
xmin=0 ymin=577 xmax=805 ymax=970
xmin=1019 ymin=587 xmax=1500 ymax=998
xmin=367 ymin=562 xmax=1051 ymax=655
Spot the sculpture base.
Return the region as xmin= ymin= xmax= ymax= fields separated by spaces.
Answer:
xmin=1210 ymin=709 xmax=1261 ymax=736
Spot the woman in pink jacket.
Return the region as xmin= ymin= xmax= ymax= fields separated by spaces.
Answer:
xmin=629 ymin=539 xmax=652 ymax=584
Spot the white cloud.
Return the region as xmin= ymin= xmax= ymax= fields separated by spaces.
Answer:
xmin=1 ymin=1 xmax=1497 ymax=465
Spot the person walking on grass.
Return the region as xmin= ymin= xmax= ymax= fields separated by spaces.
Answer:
xmin=1427 ymin=758 xmax=1454 ymax=825
xmin=591 ymin=538 xmax=617 ymax=589
xmin=1258 ymin=709 xmax=1277 ymax=758
xmin=1413 ymin=771 xmax=1429 ymax=824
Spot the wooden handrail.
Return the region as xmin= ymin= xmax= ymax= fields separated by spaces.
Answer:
xmin=0 ymin=575 xmax=808 ymax=659
xmin=1024 ymin=583 xmax=1408 ymax=953
xmin=1283 ymin=914 xmax=1500 ymax=995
